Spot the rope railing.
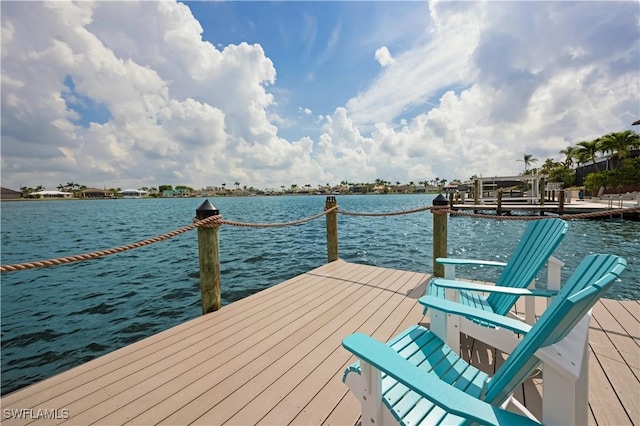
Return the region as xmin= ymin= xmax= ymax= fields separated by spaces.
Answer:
xmin=2 ymin=203 xmax=637 ymax=273
xmin=0 ymin=207 xmax=337 ymax=273
xmin=439 ymin=206 xmax=640 ymax=221
xmin=338 ymin=205 xmax=433 ymax=216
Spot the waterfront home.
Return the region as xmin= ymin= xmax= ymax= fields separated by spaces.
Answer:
xmin=82 ymin=188 xmax=114 ymax=198
xmin=28 ymin=190 xmax=73 ymax=199
xmin=120 ymin=189 xmax=149 ymax=198
xmin=0 ymin=187 xmax=21 ymax=199
xmin=162 ymin=188 xmax=190 ymax=197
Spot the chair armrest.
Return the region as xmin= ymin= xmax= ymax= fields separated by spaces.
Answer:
xmin=342 ymin=333 xmax=540 ymax=426
xmin=436 ymin=258 xmax=508 ymax=268
xmin=432 ymin=279 xmax=559 ymax=297
xmin=419 ymin=296 xmax=533 ymax=335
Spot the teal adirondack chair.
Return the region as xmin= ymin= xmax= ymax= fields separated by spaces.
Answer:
xmin=343 ymin=254 xmax=626 ymax=425
xmin=426 ymin=218 xmax=568 ymax=351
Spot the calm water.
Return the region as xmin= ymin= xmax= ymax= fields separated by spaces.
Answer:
xmin=1 ymin=195 xmax=639 ymax=395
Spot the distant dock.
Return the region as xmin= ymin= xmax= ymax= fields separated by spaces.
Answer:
xmin=451 ymin=197 xmax=640 ymax=219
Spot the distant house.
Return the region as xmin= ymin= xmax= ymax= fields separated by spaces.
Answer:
xmin=574 ymin=149 xmax=640 ymax=186
xmin=119 ymin=189 xmax=148 ymax=198
xmin=82 ymin=188 xmax=114 ymax=198
xmin=28 ymin=190 xmax=73 ymax=199
xmin=162 ymin=188 xmax=190 ymax=197
xmin=393 ymin=184 xmax=412 ymax=194
xmin=1 ymin=187 xmax=21 ymax=199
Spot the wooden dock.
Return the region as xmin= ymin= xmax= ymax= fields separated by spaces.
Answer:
xmin=452 ymin=199 xmax=640 ymax=218
xmin=1 ymin=260 xmax=638 ymax=425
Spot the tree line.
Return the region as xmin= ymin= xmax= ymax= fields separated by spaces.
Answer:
xmin=517 ymin=130 xmax=640 ymax=192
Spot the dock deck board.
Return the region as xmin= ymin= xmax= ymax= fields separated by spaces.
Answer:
xmin=1 ymin=260 xmax=638 ymax=425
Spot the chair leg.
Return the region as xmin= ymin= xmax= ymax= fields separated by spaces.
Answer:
xmin=360 ymin=361 xmax=384 ymax=426
xmin=539 ymin=314 xmax=591 ymax=425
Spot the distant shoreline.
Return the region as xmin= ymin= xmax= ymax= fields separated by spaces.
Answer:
xmin=1 ymin=192 xmax=441 ymax=202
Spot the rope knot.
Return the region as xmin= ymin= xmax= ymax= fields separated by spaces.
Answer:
xmin=194 ymin=214 xmax=224 ymax=228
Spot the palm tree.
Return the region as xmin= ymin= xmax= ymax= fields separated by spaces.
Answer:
xmin=575 ymin=140 xmax=601 ymax=171
xmin=541 ymin=158 xmax=557 ymax=175
xmin=234 ymin=181 xmax=240 ymax=189
xmin=517 ymin=154 xmax=538 ymax=173
xmin=599 ymin=130 xmax=640 ymax=168
xmin=559 ymin=146 xmax=576 ymax=168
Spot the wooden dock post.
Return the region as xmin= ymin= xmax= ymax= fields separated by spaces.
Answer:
xmin=496 ymin=189 xmax=503 ymax=216
xmin=196 ymin=200 xmax=221 ymax=314
xmin=539 ymin=177 xmax=546 ymax=216
xmin=474 ymin=180 xmax=480 ymax=205
xmin=432 ymin=194 xmax=449 ymax=278
xmin=558 ymin=189 xmax=565 ymax=215
xmin=325 ymin=196 xmax=339 ymax=262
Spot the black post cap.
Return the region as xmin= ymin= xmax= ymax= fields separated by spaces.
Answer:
xmin=196 ymin=200 xmax=220 ymax=219
xmin=432 ymin=193 xmax=449 ymax=206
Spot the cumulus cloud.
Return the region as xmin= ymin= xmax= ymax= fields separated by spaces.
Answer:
xmin=0 ymin=1 xmax=314 ymax=189
xmin=374 ymin=46 xmax=394 ymax=67
xmin=338 ymin=1 xmax=638 ymax=181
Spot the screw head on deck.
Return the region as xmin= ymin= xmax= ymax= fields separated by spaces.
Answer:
xmin=196 ymin=200 xmax=220 ymax=219
xmin=432 ymin=193 xmax=449 ymax=206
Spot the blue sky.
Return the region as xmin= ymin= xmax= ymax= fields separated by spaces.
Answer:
xmin=186 ymin=1 xmax=431 ymax=140
xmin=1 ymin=1 xmax=638 ymax=191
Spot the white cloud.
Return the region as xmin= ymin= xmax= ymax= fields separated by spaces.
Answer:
xmin=0 ymin=1 xmax=311 ymax=189
xmin=374 ymin=46 xmax=394 ymax=67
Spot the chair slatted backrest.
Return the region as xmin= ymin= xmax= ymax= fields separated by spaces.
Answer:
xmin=485 ymin=254 xmax=626 ymax=405
xmin=487 ymin=218 xmax=569 ymax=315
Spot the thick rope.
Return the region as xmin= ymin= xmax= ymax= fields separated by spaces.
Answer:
xmin=0 ymin=208 xmax=336 ymax=272
xmin=217 ymin=205 xmax=338 ymax=228
xmin=0 ymin=215 xmax=220 ymax=273
xmin=441 ymin=206 xmax=640 ymax=220
xmin=338 ymin=205 xmax=433 ymax=216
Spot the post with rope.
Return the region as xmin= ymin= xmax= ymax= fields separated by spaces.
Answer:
xmin=539 ymin=177 xmax=546 ymax=215
xmin=432 ymin=194 xmax=449 ymax=277
xmin=558 ymin=189 xmax=565 ymax=215
xmin=497 ymin=188 xmax=503 ymax=216
xmin=325 ymin=196 xmax=339 ymax=262
xmin=196 ymin=200 xmax=222 ymax=314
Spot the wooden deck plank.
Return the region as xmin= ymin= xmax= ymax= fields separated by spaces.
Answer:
xmin=27 ymin=262 xmax=360 ymax=425
xmin=1 ymin=261 xmax=638 ymax=426
xmin=121 ymin=266 xmax=384 ymax=424
xmin=301 ymin=280 xmax=429 ymax=426
xmin=190 ymin=266 xmax=410 ymax=425
xmin=252 ymin=272 xmax=428 ymax=426
xmin=598 ymin=299 xmax=640 ymax=344
xmin=2 ymin=260 xmax=351 ymax=410
xmin=90 ymin=262 xmax=375 ymax=425
xmin=621 ymin=300 xmax=640 ymax=323
xmin=587 ymin=345 xmax=635 ymax=426
xmin=588 ymin=314 xmax=640 ymax=424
